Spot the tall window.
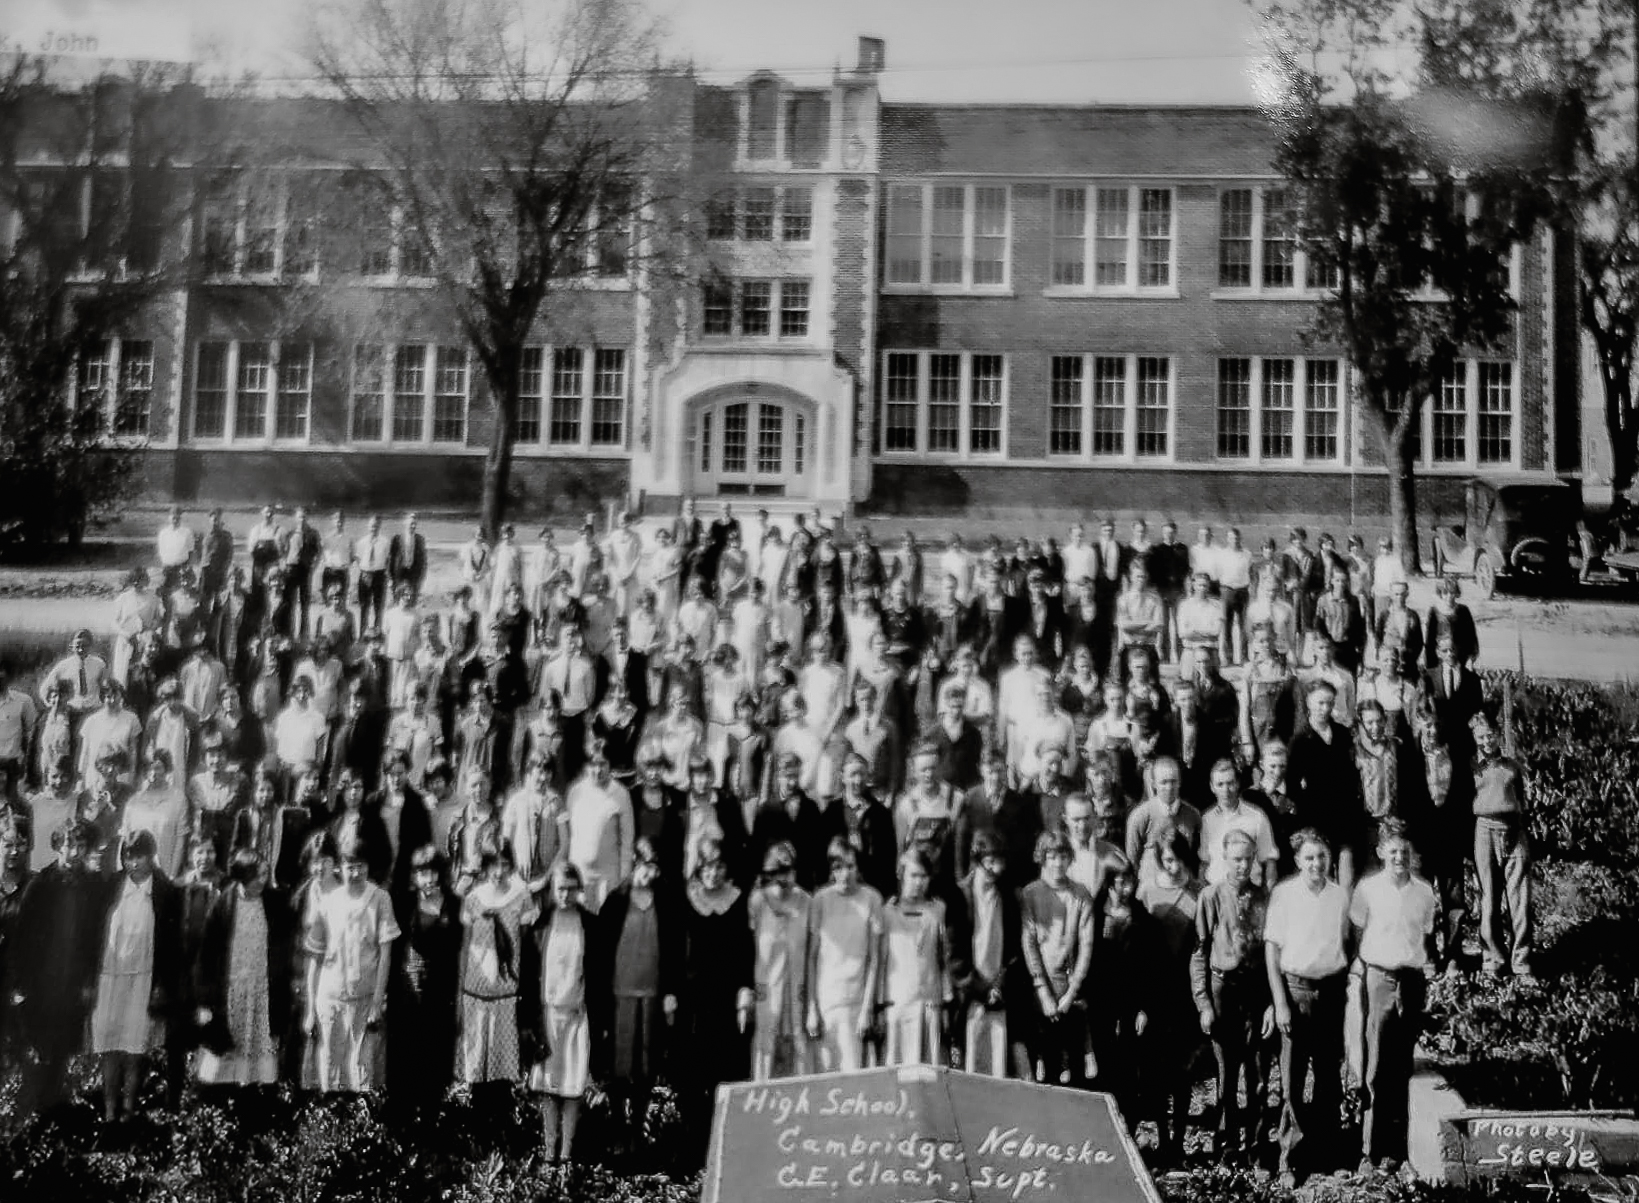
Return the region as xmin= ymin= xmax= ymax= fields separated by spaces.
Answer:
xmin=76 ymin=337 xmax=153 ymax=436
xmin=194 ymin=340 xmax=312 ymax=443
xmin=351 ymin=345 xmax=385 ymax=441
xmin=1477 ymin=361 xmax=1513 ymax=465
xmin=742 ymin=80 xmax=828 ymax=164
xmin=1214 ymin=357 xmax=1347 ymax=464
xmin=551 ymin=348 xmax=584 ymax=444
xmin=591 ymin=349 xmax=626 ymax=446
xmin=1092 ymin=357 xmax=1127 ymax=456
xmin=1135 ymin=357 xmax=1171 ymax=457
xmin=1216 ymin=357 xmax=1252 ymax=458
xmin=1260 ymin=358 xmax=1296 ymax=460
xmin=517 ymin=347 xmax=544 ymax=443
xmin=1433 ymin=364 xmax=1468 ymax=464
xmin=740 ymin=282 xmax=772 ymax=336
xmin=393 ymin=346 xmax=425 ymax=441
xmin=879 ymin=351 xmax=1007 ymax=457
xmin=1049 ymin=355 xmax=1084 ymax=455
xmin=882 ymin=183 xmax=1011 ymax=290
xmin=743 ymin=187 xmax=776 ymax=240
xmin=432 ymin=347 xmax=468 ymax=443
xmin=1049 ymin=185 xmax=1173 ymax=291
xmin=779 ymin=281 xmax=810 ymax=337
xmin=1218 ymin=187 xmax=1326 ymax=293
xmin=746 ymin=79 xmax=779 ymax=159
xmin=781 ymin=188 xmax=813 ymax=241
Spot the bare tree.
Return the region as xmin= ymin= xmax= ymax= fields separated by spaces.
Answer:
xmin=307 ymin=0 xmax=690 ymax=537
xmin=1253 ymin=0 xmax=1572 ymax=572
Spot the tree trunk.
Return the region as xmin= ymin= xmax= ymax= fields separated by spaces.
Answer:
xmin=1604 ymin=369 xmax=1637 ymax=499
xmin=1370 ymin=399 xmax=1424 ymax=576
xmin=479 ymin=356 xmax=523 ymax=543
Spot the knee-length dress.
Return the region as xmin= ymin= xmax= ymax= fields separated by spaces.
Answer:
xmin=525 ymin=908 xmax=592 ymax=1097
xmin=91 ymin=875 xmax=162 ymax=1055
xmin=304 ymin=881 xmax=400 ymax=1092
xmin=456 ymin=878 xmax=537 ymax=1083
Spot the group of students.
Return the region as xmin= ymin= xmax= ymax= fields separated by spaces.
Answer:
xmin=0 ymin=499 xmax=1530 ymax=1184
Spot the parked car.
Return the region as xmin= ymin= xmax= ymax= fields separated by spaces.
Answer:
xmin=1428 ymin=475 xmax=1578 ymax=598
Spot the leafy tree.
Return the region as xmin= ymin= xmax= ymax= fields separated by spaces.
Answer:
xmin=307 ymin=0 xmax=690 ymax=538
xmin=1254 ymin=0 xmax=1571 ymax=572
xmin=0 ymin=59 xmax=213 ymax=548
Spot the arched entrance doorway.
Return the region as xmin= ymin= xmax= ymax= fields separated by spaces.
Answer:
xmin=690 ymin=395 xmax=814 ymax=498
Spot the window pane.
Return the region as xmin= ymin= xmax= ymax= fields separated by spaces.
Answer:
xmin=116 ymin=340 xmax=154 ymax=436
xmin=275 ymin=345 xmax=311 ymax=440
xmin=1433 ymin=363 xmax=1467 ymax=463
xmin=80 ymin=339 xmax=111 ymax=413
xmin=201 ymin=200 xmax=236 ymax=276
xmin=884 ymin=352 xmax=919 ymax=451
xmin=930 ymin=186 xmax=965 ymax=285
xmin=794 ymin=413 xmax=806 ymax=475
xmin=195 ymin=342 xmax=229 ymax=439
xmin=1138 ymin=189 xmax=1172 ymax=287
xmin=741 ymin=281 xmax=772 ymax=336
xmin=432 ymin=346 xmax=467 ymax=442
xmin=971 ymin=187 xmax=1007 ymax=286
xmin=786 ymin=93 xmax=829 ymax=167
xmin=1304 ymin=359 xmax=1340 ymax=460
xmin=1135 ymin=356 xmax=1170 ymax=457
xmin=723 ymin=403 xmax=748 ymax=472
xmin=1051 ymin=188 xmax=1086 ymax=287
xmin=592 ymin=348 xmax=625 ymax=446
xmin=1260 ymin=358 xmax=1295 ymax=460
xmin=781 ymin=187 xmax=813 ymax=242
xmin=1262 ymin=188 xmax=1295 ymax=288
xmin=551 ymin=347 xmax=584 ymax=444
xmin=700 ymin=411 xmax=712 ymax=472
xmin=779 ymin=280 xmax=810 ymax=337
xmin=351 ymin=344 xmax=384 ymax=441
xmin=927 ymin=353 xmax=961 ymax=452
xmin=886 ymin=186 xmax=924 ymax=285
xmin=743 ymin=187 xmax=775 ymax=241
xmin=703 ymin=282 xmax=733 ymax=336
xmin=1092 ymin=356 xmax=1126 ymax=455
xmin=516 ymin=346 xmax=544 ymax=442
xmin=968 ymin=354 xmax=1003 ymax=453
xmin=360 ymin=205 xmax=393 ymax=275
xmin=393 ymin=345 xmax=426 ymax=441
xmin=235 ymin=342 xmax=271 ymax=440
xmin=1217 ymin=357 xmax=1251 ymax=459
xmin=594 ymin=184 xmax=630 ymax=276
xmin=1094 ymin=188 xmax=1129 ymax=287
xmin=1049 ymin=355 xmax=1084 ymax=456
xmin=747 ymin=80 xmax=778 ymax=159
xmin=757 ymin=404 xmax=784 ymax=474
xmin=1306 ymin=254 xmax=1339 ymax=290
xmin=706 ymin=191 xmax=736 ymax=240
xmin=1219 ymin=189 xmax=1253 ymax=288
xmin=244 ymin=191 xmax=279 ymax=274
xmin=1477 ymin=361 xmax=1512 ymax=464
xmin=283 ymin=181 xmax=318 ymax=274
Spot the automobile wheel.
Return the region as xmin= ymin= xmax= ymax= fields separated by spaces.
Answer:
xmin=1474 ymin=553 xmax=1497 ymax=600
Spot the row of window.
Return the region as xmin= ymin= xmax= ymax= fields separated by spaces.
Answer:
xmin=706 ymin=186 xmax=813 ymax=243
xmin=702 ymin=279 xmax=811 ymax=339
xmin=185 ymin=342 xmax=629 ymax=450
xmin=878 ymin=351 xmax=1517 ymax=468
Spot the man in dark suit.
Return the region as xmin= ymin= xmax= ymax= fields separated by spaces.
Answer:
xmin=600 ymin=615 xmax=651 ymax=717
xmin=370 ymin=752 xmax=434 ymax=908
xmin=1421 ymin=633 xmax=1484 ymax=763
xmin=328 ymin=685 xmax=385 ymax=795
xmin=1021 ymin=569 xmax=1066 ymax=671
xmin=388 ymin=511 xmax=428 ymax=603
xmin=673 ymin=498 xmax=704 ymax=585
xmin=1093 ymin=517 xmax=1130 ymax=662
xmin=805 ymin=578 xmax=848 ymax=660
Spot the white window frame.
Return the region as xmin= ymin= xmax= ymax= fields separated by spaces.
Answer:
xmin=738 ymin=79 xmax=830 ymax=168
xmin=707 ymin=184 xmax=813 ymax=243
xmin=698 ymin=278 xmax=813 ymax=342
xmin=191 ymin=339 xmax=313 ymax=446
xmin=1213 ymin=187 xmax=1338 ymax=296
xmin=511 ymin=345 xmax=630 ymax=455
xmin=1410 ymin=358 xmax=1518 ymax=471
xmin=345 ymin=342 xmax=468 ymax=448
xmin=200 ymin=174 xmax=324 ymax=284
xmin=73 ymin=336 xmax=155 ymax=440
xmin=1038 ymin=353 xmax=1174 ymax=464
xmin=875 ymin=350 xmax=1009 ymax=460
xmin=1044 ymin=184 xmax=1176 ymax=297
xmin=1212 ymin=357 xmax=1348 ymax=467
xmin=881 ymin=182 xmax=1013 ymax=294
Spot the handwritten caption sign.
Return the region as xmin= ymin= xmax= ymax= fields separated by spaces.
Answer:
xmin=703 ymin=1067 xmax=1161 ymax=1203
xmin=1442 ymin=1112 xmax=1639 ymax=1187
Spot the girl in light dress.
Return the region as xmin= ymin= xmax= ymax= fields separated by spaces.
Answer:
xmin=522 ymin=861 xmax=597 ymax=1168
xmin=716 ymin=527 xmax=750 ymax=607
xmin=195 ymin=850 xmax=281 ymax=1091
xmin=731 ymin=579 xmax=772 ymax=687
xmin=381 ymin=585 xmax=422 ymax=709
xmin=529 ymin=528 xmax=564 ymax=619
xmin=758 ymin=528 xmax=788 ymax=604
xmin=880 ymin=847 xmax=951 ymax=1067
xmin=649 ymin=528 xmax=684 ymax=629
xmin=749 ymin=840 xmax=811 ymax=1081
xmin=303 ymin=833 xmax=400 ymax=1094
xmin=111 ymin=568 xmax=163 ymax=687
xmin=705 ymin=644 xmax=750 ymax=786
xmin=90 ymin=830 xmax=172 ymax=1123
xmin=284 ymin=830 xmax=338 ymax=1087
xmin=806 ymin=838 xmax=883 ymax=1074
xmin=455 ymin=837 xmax=537 ymax=1097
xmin=388 ymin=680 xmax=445 ymax=789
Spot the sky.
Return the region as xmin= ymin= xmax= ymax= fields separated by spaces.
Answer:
xmin=3 ymin=0 xmax=1285 ymax=105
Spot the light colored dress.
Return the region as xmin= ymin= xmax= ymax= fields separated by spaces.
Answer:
xmin=882 ymin=896 xmax=947 ymax=1066
xmin=91 ymin=875 xmax=160 ymax=1054
xmin=111 ymin=588 xmax=163 ymax=685
xmin=750 ymin=887 xmax=811 ymax=1080
xmin=305 ymin=881 xmax=401 ymax=1092
xmin=456 ymin=878 xmax=538 ymax=1083
xmin=527 ymin=909 xmax=591 ymax=1097
xmin=197 ymin=893 xmax=277 ymax=1085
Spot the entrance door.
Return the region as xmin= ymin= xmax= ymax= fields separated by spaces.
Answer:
xmin=694 ymin=399 xmax=810 ymax=497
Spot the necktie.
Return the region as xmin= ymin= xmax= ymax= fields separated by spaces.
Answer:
xmin=1447 ymin=668 xmax=1456 ymax=695
xmin=78 ymin=658 xmax=88 ymax=696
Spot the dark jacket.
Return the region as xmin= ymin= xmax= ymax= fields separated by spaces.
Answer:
xmin=819 ymin=794 xmax=899 ymax=901
xmin=192 ymin=884 xmax=294 ymax=1055
xmin=949 ymin=869 xmax=1029 ymax=1025
xmin=388 ymin=532 xmax=428 ymax=594
xmin=598 ymin=880 xmax=684 ymax=1008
